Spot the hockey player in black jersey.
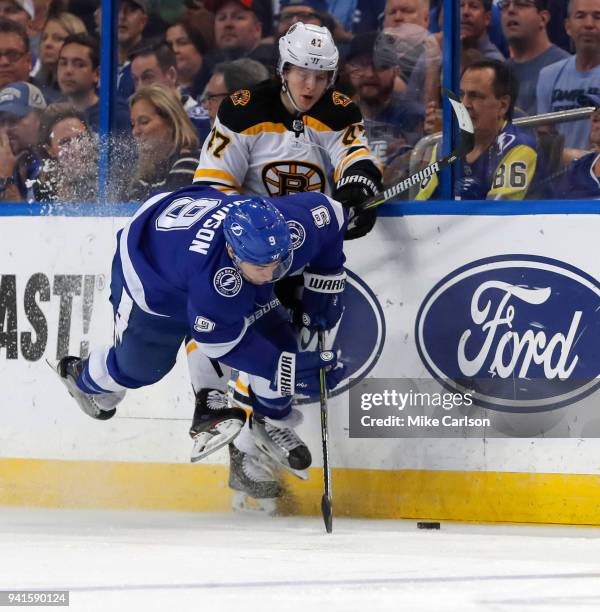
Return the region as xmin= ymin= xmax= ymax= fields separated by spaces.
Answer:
xmin=194 ymin=21 xmax=382 ymax=239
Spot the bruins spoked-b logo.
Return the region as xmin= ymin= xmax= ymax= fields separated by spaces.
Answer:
xmin=332 ymin=91 xmax=352 ymax=107
xmin=230 ymin=89 xmax=251 ymax=106
xmin=262 ymin=161 xmax=325 ymax=196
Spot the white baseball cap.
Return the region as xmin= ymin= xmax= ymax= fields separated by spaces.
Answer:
xmin=12 ymin=0 xmax=35 ymax=19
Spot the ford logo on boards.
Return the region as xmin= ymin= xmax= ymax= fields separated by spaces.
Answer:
xmin=415 ymin=255 xmax=600 ymax=412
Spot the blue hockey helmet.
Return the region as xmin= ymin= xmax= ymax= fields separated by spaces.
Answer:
xmin=224 ymin=198 xmax=293 ymax=282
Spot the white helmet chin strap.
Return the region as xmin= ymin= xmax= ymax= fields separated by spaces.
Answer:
xmin=281 ymin=76 xmax=303 ymax=115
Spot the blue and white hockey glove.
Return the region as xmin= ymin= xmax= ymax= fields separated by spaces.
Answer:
xmin=271 ymin=350 xmax=346 ymax=397
xmin=300 ymin=269 xmax=346 ymax=331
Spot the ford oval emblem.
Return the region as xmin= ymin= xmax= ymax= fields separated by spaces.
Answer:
xmin=415 ymin=255 xmax=600 ymax=412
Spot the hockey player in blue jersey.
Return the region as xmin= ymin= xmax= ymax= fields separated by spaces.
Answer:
xmin=56 ymin=187 xmax=347 ymax=498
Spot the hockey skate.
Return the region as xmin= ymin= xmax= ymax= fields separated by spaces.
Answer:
xmin=228 ymin=443 xmax=281 ymax=515
xmin=250 ymin=409 xmax=311 ymax=479
xmin=190 ymin=388 xmax=246 ymax=462
xmin=56 ymin=356 xmax=124 ymax=420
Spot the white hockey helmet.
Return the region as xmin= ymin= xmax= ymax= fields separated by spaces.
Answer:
xmin=277 ymin=22 xmax=339 ymax=84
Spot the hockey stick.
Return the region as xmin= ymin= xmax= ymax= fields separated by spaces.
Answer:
xmin=359 ymin=91 xmax=475 ymax=211
xmin=318 ymin=330 xmax=333 ymax=534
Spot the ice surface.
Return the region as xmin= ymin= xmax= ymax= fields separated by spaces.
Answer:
xmin=0 ymin=508 xmax=599 ymax=611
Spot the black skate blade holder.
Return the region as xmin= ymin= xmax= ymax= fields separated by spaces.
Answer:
xmin=318 ymin=331 xmax=333 ymax=534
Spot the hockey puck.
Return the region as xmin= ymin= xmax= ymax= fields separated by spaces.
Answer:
xmin=417 ymin=521 xmax=440 ymax=530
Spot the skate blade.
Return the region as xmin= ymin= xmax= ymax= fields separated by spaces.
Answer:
xmin=190 ymin=419 xmax=243 ymax=462
xmin=287 ymin=467 xmax=308 ymax=481
xmin=231 ymin=491 xmax=277 ymax=516
xmin=45 ymin=357 xmax=59 ymax=373
xmin=254 ymin=442 xmax=309 ymax=481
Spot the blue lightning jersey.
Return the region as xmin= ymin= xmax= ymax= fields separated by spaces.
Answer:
xmin=416 ymin=122 xmax=542 ymax=200
xmin=115 ymin=185 xmax=347 ymax=379
xmin=552 ymin=153 xmax=600 ymax=199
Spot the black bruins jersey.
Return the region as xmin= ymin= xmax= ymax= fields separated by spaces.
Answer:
xmin=194 ymin=81 xmax=381 ymax=196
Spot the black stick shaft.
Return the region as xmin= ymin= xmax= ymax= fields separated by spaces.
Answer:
xmin=360 ymin=91 xmax=474 ymax=211
xmin=318 ymin=330 xmax=332 ymax=534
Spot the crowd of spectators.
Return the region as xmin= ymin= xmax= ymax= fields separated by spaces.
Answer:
xmin=0 ymin=0 xmax=598 ymax=203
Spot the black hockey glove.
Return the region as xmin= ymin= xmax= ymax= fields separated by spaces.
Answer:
xmin=333 ymin=174 xmax=379 ymax=240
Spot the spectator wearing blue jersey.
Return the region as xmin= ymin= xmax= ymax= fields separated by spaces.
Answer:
xmin=537 ymin=0 xmax=600 ymax=149
xmin=502 ymin=0 xmax=570 ymax=116
xmin=130 ymin=40 xmax=211 ymax=145
xmin=416 ymin=59 xmax=544 ymax=200
xmin=127 ymin=85 xmax=200 ymax=201
xmin=543 ymin=95 xmax=600 ymax=198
